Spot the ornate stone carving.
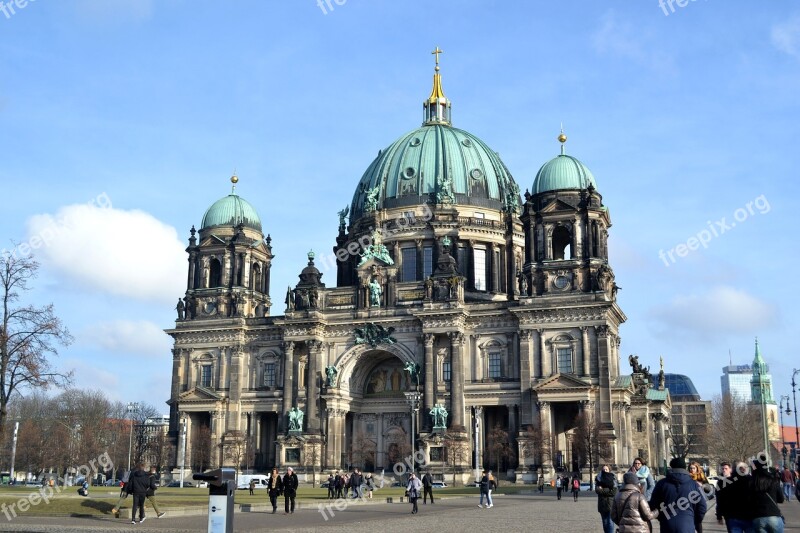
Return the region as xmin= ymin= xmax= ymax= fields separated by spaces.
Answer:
xmin=354 ymin=323 xmax=397 ymax=348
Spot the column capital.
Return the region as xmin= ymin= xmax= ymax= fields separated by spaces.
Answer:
xmin=282 ymin=341 xmax=295 ymax=353
xmin=449 ymin=331 xmax=465 ymax=345
xmin=424 ymin=333 xmax=436 ymax=347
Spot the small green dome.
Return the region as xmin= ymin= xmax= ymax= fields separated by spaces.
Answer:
xmin=532 ymin=154 xmax=597 ymax=194
xmin=201 ymin=193 xmax=262 ymax=231
xmin=350 ymin=124 xmax=521 ymax=220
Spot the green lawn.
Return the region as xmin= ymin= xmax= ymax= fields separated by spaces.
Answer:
xmin=0 ymin=483 xmax=537 ymax=517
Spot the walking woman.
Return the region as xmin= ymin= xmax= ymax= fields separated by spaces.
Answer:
xmin=571 ymin=475 xmax=581 ymax=501
xmin=407 ymin=472 xmax=422 ymax=514
xmin=596 ymin=465 xmax=618 ymax=533
xmin=267 ymin=468 xmax=283 ymax=514
xmin=748 ymin=459 xmax=785 ymax=532
xmin=613 ymin=472 xmax=658 ymax=533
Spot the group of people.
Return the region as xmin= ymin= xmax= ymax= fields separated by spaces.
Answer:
xmin=477 ymin=469 xmax=497 ymax=509
xmin=325 ymin=468 xmax=378 ymax=500
xmin=112 ymin=464 xmax=165 ymax=524
xmin=405 ymin=471 xmax=436 ymax=514
xmin=554 ymin=473 xmax=582 ymax=501
xmin=594 ymin=456 xmax=795 ymax=533
xmin=265 ymin=467 xmax=299 ymax=514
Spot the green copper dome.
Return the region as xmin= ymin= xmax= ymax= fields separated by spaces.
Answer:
xmin=350 ymin=124 xmax=521 ymax=220
xmin=532 ymin=154 xmax=597 ymax=194
xmin=201 ymin=193 xmax=262 ymax=231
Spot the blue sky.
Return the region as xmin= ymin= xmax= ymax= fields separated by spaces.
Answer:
xmin=1 ymin=0 xmax=798 ymax=409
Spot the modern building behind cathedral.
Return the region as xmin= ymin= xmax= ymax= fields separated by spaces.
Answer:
xmin=165 ymin=52 xmax=672 ymax=482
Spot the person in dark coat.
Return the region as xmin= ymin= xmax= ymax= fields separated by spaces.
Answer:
xmin=421 ymin=471 xmax=434 ymax=504
xmin=478 ymin=470 xmax=490 ymax=508
xmin=747 ymin=459 xmax=784 ymax=532
xmin=648 ymin=457 xmax=707 ymax=533
xmin=126 ymin=463 xmax=152 ymax=524
xmin=282 ymin=467 xmax=298 ymax=514
xmin=349 ymin=468 xmax=363 ymax=499
xmin=596 ymin=465 xmax=618 ymax=533
xmin=715 ymin=461 xmax=752 ymax=532
xmin=327 ymin=473 xmax=335 ymax=499
xmin=267 ymin=468 xmax=283 ymax=514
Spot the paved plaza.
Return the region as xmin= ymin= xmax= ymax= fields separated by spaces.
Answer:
xmin=0 ymin=491 xmax=798 ymax=533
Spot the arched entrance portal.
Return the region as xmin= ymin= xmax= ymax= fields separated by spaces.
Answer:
xmin=325 ymin=344 xmax=418 ymax=472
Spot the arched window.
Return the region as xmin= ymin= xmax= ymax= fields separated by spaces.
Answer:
xmin=591 ymin=223 xmax=599 ymax=257
xmin=251 ymin=263 xmax=262 ymax=292
xmin=552 ymin=226 xmax=572 ymax=260
xmin=209 ymin=258 xmax=222 ymax=287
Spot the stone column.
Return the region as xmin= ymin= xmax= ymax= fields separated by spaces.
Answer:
xmin=450 ymin=332 xmax=466 ymax=430
xmin=581 ymin=327 xmax=591 ymax=377
xmin=540 ymin=330 xmax=550 ymax=377
xmin=306 ymin=340 xmax=322 ymax=433
xmin=326 ymin=409 xmax=346 ymax=468
xmin=280 ymin=342 xmax=295 ymax=432
xmin=595 ymin=326 xmax=613 ymax=428
xmin=423 ymin=334 xmax=436 ymax=431
xmin=538 ymin=402 xmax=552 ymax=472
xmin=519 ymin=330 xmax=534 ymax=426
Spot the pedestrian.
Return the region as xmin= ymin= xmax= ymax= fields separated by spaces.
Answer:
xmin=78 ymin=478 xmax=89 ymax=497
xmin=648 ymin=457 xmax=706 ymax=533
xmin=613 ymin=472 xmax=658 ymax=532
xmin=267 ymin=467 xmax=283 ymax=514
xmin=780 ymin=466 xmax=795 ymax=501
xmin=556 ymin=475 xmax=563 ymax=500
xmin=365 ymin=473 xmax=374 ymax=499
xmin=126 ymin=463 xmax=151 ymax=524
xmin=282 ymin=467 xmax=298 ymax=514
xmin=571 ymin=474 xmax=581 ymax=501
xmin=716 ymin=461 xmax=753 ymax=533
xmin=248 ymin=478 xmax=255 ymax=495
xmin=422 ymin=470 xmax=434 ymax=504
xmin=630 ymin=458 xmax=651 ymax=496
xmin=146 ymin=466 xmax=165 ymax=518
xmin=596 ymin=465 xmax=618 ymax=533
xmin=111 ymin=472 xmax=130 ymax=518
xmin=487 ymin=470 xmax=496 ymax=508
xmin=538 ymin=473 xmax=545 ymax=493
xmin=327 ymin=473 xmax=335 ymax=499
xmin=407 ymin=472 xmax=422 ymax=514
xmin=478 ymin=470 xmax=490 ymax=508
xmin=349 ymin=468 xmax=363 ymax=499
xmin=747 ymin=459 xmax=784 ymax=532
xmin=334 ymin=471 xmax=344 ymax=499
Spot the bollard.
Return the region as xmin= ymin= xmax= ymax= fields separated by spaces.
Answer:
xmin=193 ymin=468 xmax=235 ymax=533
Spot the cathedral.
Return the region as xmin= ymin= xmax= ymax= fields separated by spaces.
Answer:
xmin=166 ymin=53 xmax=671 ymax=482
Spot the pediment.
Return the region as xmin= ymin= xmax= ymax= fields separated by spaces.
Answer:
xmin=533 ymin=373 xmax=591 ymax=391
xmin=540 ymin=198 xmax=578 ymax=213
xmin=178 ymin=386 xmax=223 ymax=402
xmin=199 ymin=235 xmax=227 ymax=247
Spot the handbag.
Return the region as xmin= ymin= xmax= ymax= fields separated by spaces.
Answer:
xmin=764 ymin=492 xmax=785 ymax=523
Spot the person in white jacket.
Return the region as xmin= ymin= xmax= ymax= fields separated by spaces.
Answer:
xmin=407 ymin=472 xmax=423 ymax=515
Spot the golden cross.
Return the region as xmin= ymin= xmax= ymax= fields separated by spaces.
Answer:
xmin=431 ymin=46 xmax=443 ymax=66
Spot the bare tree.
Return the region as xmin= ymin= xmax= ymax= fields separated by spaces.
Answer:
xmin=442 ymin=431 xmax=469 ymax=486
xmin=0 ymin=254 xmax=73 ymax=440
xmin=222 ymin=430 xmax=247 ymax=476
xmin=304 ymin=435 xmax=323 ymax=487
xmin=486 ymin=424 xmax=515 ymax=473
xmin=708 ymin=393 xmax=764 ymax=465
xmin=192 ymin=425 xmax=213 ymax=472
xmin=572 ymin=412 xmax=612 ymax=488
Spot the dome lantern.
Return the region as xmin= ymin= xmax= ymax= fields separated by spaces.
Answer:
xmin=423 ymin=46 xmax=451 ymax=126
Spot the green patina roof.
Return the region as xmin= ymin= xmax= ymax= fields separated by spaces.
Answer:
xmin=350 ymin=124 xmax=521 ymax=219
xmin=532 ymin=154 xmax=597 ymax=194
xmin=646 ymin=388 xmax=669 ymax=401
xmin=614 ymin=375 xmax=632 ymax=388
xmin=201 ymin=193 xmax=262 ymax=231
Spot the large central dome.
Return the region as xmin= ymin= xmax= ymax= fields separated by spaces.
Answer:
xmin=350 ymin=124 xmax=521 ymax=220
xmin=349 ymin=60 xmax=520 ymax=222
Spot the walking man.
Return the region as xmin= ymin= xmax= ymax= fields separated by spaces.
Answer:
xmin=282 ymin=467 xmax=298 ymax=514
xmin=127 ymin=463 xmax=151 ymax=524
xmin=649 ymin=457 xmax=707 ymax=533
xmin=556 ymin=476 xmax=563 ymax=500
xmin=422 ymin=471 xmax=434 ymax=504
xmin=327 ymin=473 xmax=335 ymax=499
xmin=146 ymin=466 xmax=165 ymax=518
xmin=781 ymin=466 xmax=796 ymax=501
xmin=478 ymin=470 xmax=490 ymax=508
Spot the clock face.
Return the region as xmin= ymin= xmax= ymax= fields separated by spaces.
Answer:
xmin=554 ymin=275 xmax=569 ymax=289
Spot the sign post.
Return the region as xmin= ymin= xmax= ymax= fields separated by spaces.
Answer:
xmin=194 ymin=468 xmax=235 ymax=533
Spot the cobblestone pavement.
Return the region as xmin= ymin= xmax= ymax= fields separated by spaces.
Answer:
xmin=0 ymin=491 xmax=798 ymax=532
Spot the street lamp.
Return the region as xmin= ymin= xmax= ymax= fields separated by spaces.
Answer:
xmin=404 ymin=390 xmax=421 ymax=471
xmin=792 ymin=370 xmax=800 ymax=469
xmin=474 ymin=406 xmax=483 ymax=482
xmin=179 ymin=414 xmax=187 ymax=488
xmin=127 ymin=402 xmax=139 ymax=473
xmin=780 ymin=395 xmax=790 ymax=467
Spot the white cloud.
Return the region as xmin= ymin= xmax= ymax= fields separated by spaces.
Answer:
xmin=771 ymin=15 xmax=800 ymax=58
xmin=79 ymin=319 xmax=171 ymax=358
xmin=26 ymin=201 xmax=185 ymax=305
xmin=647 ymin=286 xmax=777 ymax=342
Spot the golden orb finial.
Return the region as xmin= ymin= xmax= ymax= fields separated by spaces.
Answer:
xmin=231 ymin=174 xmax=239 ymax=184
xmin=558 ymin=133 xmax=567 ymax=143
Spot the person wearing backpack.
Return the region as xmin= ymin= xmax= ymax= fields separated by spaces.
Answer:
xmin=613 ymin=472 xmax=658 ymax=533
xmin=556 ymin=475 xmax=563 ymax=500
xmin=572 ymin=475 xmax=581 ymax=501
